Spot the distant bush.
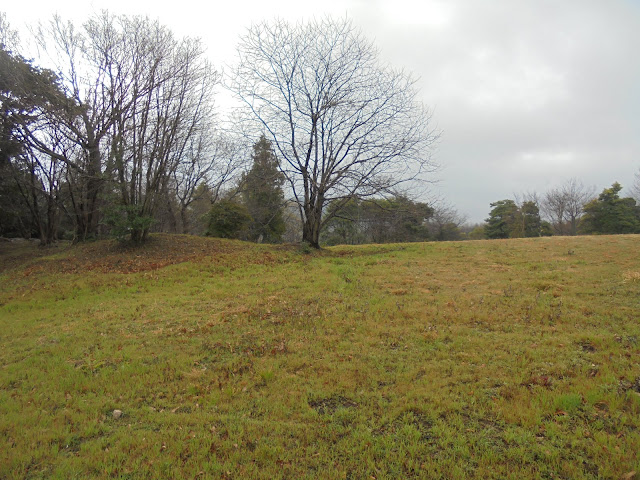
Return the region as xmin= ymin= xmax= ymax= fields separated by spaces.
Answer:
xmin=206 ymin=200 xmax=252 ymax=239
xmin=103 ymin=204 xmax=155 ymax=243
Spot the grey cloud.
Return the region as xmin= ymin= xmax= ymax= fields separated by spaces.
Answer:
xmin=350 ymin=0 xmax=640 ymax=221
xmin=5 ymin=0 xmax=637 ymax=222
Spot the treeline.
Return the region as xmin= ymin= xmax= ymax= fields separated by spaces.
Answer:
xmin=1 ymin=13 xmax=238 ymax=245
xmin=202 ymin=141 xmax=466 ymax=245
xmin=320 ymin=197 xmax=464 ymax=245
xmin=1 ymin=12 xmax=639 ymax=248
xmin=0 ymin=13 xmax=440 ymax=247
xmin=477 ymin=178 xmax=640 ymax=240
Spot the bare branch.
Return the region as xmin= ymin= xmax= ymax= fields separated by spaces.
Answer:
xmin=229 ymin=17 xmax=439 ymax=247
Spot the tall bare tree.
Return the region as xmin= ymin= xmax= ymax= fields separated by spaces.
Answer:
xmin=31 ymin=13 xmax=219 ymax=243
xmin=230 ymin=17 xmax=438 ymax=247
xmin=427 ymin=202 xmax=466 ymax=241
xmin=105 ymin=16 xmax=218 ymax=242
xmin=30 ymin=14 xmax=125 ymax=241
xmin=541 ymin=178 xmax=595 ymax=235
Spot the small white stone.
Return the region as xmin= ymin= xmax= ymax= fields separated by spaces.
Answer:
xmin=113 ymin=409 xmax=123 ymax=419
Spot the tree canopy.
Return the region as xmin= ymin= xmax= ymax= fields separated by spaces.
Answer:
xmin=0 ymin=12 xmax=231 ymax=245
xmin=485 ymin=200 xmax=543 ymax=239
xmin=230 ymin=17 xmax=439 ymax=247
xmin=241 ymin=136 xmax=286 ymax=243
xmin=321 ymin=195 xmax=433 ymax=245
xmin=580 ymin=183 xmax=640 ymax=234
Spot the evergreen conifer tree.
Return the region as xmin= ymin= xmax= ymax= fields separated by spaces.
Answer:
xmin=581 ymin=182 xmax=640 ymax=234
xmin=242 ymin=136 xmax=286 ymax=243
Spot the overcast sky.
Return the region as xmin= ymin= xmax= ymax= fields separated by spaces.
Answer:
xmin=4 ymin=0 xmax=640 ymax=223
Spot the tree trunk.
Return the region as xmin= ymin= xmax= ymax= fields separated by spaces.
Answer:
xmin=180 ymin=205 xmax=190 ymax=234
xmin=42 ymin=193 xmax=58 ymax=246
xmin=302 ymin=203 xmax=322 ymax=248
xmin=73 ymin=141 xmax=103 ymax=242
xmin=302 ymin=221 xmax=320 ymax=248
xmin=130 ymin=227 xmax=146 ymax=245
xmin=85 ymin=142 xmax=103 ymax=240
xmin=569 ymin=216 xmax=578 ymax=236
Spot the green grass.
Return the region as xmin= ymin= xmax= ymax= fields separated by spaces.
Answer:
xmin=1 ymin=234 xmax=639 ymax=479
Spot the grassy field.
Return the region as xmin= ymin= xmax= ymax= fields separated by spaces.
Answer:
xmin=1 ymin=234 xmax=639 ymax=479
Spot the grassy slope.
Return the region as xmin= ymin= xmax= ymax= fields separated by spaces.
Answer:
xmin=0 ymin=234 xmax=639 ymax=479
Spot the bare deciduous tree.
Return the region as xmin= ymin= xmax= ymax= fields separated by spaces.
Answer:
xmin=104 ymin=15 xmax=219 ymax=242
xmin=230 ymin=17 xmax=438 ymax=247
xmin=427 ymin=202 xmax=466 ymax=241
xmin=10 ymin=144 xmax=66 ymax=245
xmin=541 ymin=178 xmax=595 ymax=235
xmin=170 ymin=134 xmax=245 ymax=234
xmin=32 ymin=14 xmax=123 ymax=240
xmin=33 ymin=13 xmax=219 ymax=243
